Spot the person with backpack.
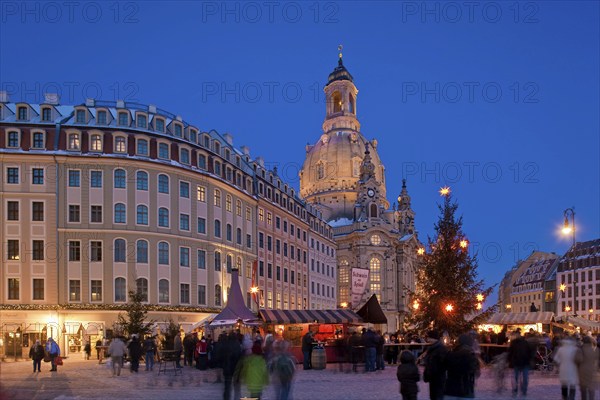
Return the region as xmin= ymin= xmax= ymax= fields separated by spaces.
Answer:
xmin=45 ymin=338 xmax=61 ymax=372
xmin=268 ymin=340 xmax=297 ymax=400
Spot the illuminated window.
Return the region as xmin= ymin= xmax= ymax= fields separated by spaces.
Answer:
xmin=214 ymin=189 xmax=221 ymax=206
xmin=90 ymin=134 xmax=102 ymax=151
xmin=114 ymin=136 xmax=126 ymax=153
xmin=370 ymin=234 xmax=381 ymax=245
xmin=197 ymin=185 xmax=206 ymax=202
xmin=226 ymin=194 xmax=232 ymax=212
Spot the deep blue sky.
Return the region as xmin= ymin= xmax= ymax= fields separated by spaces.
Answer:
xmin=2 ymin=1 xmax=599 ymax=302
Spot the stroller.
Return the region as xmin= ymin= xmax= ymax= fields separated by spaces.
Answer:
xmin=534 ymin=345 xmax=553 ymax=373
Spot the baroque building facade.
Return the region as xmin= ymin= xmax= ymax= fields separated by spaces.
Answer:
xmin=299 ymin=56 xmax=420 ymax=332
xmin=0 ymin=95 xmax=334 ymax=359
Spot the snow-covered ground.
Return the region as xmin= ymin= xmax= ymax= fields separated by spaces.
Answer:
xmin=0 ymin=357 xmax=582 ymax=400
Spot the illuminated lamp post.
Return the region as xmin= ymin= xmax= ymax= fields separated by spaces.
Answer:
xmin=562 ymin=208 xmax=577 ymax=316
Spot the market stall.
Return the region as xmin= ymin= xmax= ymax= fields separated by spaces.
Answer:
xmin=259 ymin=308 xmax=363 ymax=364
xmin=481 ymin=311 xmax=555 ymax=334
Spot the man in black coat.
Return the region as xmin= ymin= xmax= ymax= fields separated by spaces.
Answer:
xmin=507 ymin=328 xmax=535 ymax=398
xmin=220 ymin=332 xmax=242 ymax=400
xmin=302 ymin=331 xmax=313 ymax=370
xmin=423 ymin=330 xmax=448 ymax=400
xmin=444 ymin=333 xmax=480 ymax=399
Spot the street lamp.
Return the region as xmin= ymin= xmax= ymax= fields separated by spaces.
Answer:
xmin=562 ymin=207 xmax=577 ymax=315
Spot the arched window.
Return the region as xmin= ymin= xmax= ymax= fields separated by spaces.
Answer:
xmin=214 ymin=251 xmax=221 ymax=271
xmin=90 ymin=134 xmax=102 ymax=151
xmin=236 ymin=228 xmax=242 ymax=245
xmin=114 ymin=203 xmax=126 ymax=223
xmin=158 ymin=143 xmax=169 ymax=159
xmin=158 ymin=242 xmax=169 ymax=265
xmin=136 ymin=171 xmax=148 ymax=190
xmin=332 ymin=91 xmax=342 ymax=113
xmin=215 ymin=284 xmax=222 ymax=306
xmin=214 ymin=189 xmax=221 ymax=206
xmin=114 ymin=239 xmax=126 ymax=262
xmin=137 ymin=205 xmax=148 ymax=225
xmin=136 ymin=278 xmax=148 ymax=302
xmin=114 ymin=169 xmax=126 ymax=188
xmin=226 ymin=254 xmax=233 ymax=273
xmin=317 ymin=162 xmax=325 ymax=180
xmin=340 ymin=260 xmax=350 ymax=283
xmin=158 ymin=174 xmax=169 ymax=193
xmin=115 ymin=277 xmax=126 ymax=302
xmin=114 ymin=136 xmax=126 ymax=153
xmin=158 ymin=279 xmax=169 ymax=303
xmin=136 ymin=240 xmax=148 ymax=263
xmin=198 ymin=154 xmax=207 ymax=169
xmin=236 ymin=200 xmax=242 ymax=216
xmin=226 ymin=194 xmax=232 ymax=212
xmin=158 ymin=207 xmax=169 ymax=227
xmin=349 ymin=93 xmax=355 ymax=114
xmin=226 ymin=223 xmax=232 ymax=241
xmin=369 ymin=257 xmax=381 ymax=298
xmin=370 ymin=203 xmax=378 ymax=218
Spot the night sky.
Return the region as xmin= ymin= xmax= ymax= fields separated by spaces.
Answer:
xmin=2 ymin=1 xmax=598 ymax=303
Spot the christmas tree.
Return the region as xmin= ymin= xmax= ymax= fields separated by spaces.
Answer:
xmin=114 ymin=290 xmax=154 ymax=338
xmin=408 ymin=188 xmax=495 ymax=338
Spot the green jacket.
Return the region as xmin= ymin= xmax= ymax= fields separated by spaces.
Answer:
xmin=240 ymin=355 xmax=269 ymax=392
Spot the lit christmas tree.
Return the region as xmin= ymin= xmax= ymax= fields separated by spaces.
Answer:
xmin=408 ymin=187 xmax=495 ymax=338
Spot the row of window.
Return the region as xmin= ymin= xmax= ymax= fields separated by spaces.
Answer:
xmin=310 ymin=281 xmax=336 ymax=298
xmin=5 ymin=277 xmax=220 ymax=306
xmin=258 ymin=232 xmax=307 ymax=263
xmin=7 ymin=201 xmax=44 ymax=221
xmin=310 ymin=259 xmax=335 ymax=278
xmin=256 ymin=260 xmax=308 ymax=287
xmin=559 ymin=269 xmax=600 ymax=284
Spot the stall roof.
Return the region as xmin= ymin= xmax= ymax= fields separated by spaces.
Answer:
xmin=259 ymin=309 xmax=362 ymax=324
xmin=566 ymin=316 xmax=600 ymax=331
xmin=487 ymin=311 xmax=554 ymax=325
xmin=356 ymin=294 xmax=388 ymax=324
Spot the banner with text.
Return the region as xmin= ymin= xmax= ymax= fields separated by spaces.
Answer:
xmin=351 ymin=268 xmax=369 ymax=308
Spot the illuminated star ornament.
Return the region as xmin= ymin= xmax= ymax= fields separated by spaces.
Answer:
xmin=476 ymin=294 xmax=485 ymax=302
xmin=417 ymin=247 xmax=425 ymax=255
xmin=445 ymin=304 xmax=454 ymax=312
xmin=559 ymin=283 xmax=566 ymax=292
xmin=459 ymin=240 xmax=469 ymax=249
xmin=439 ymin=186 xmax=451 ymax=196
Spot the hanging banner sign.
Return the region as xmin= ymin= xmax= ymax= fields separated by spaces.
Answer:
xmin=351 ymin=268 xmax=369 ymax=307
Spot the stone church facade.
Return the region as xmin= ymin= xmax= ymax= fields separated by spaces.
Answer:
xmin=300 ymin=54 xmax=421 ymax=332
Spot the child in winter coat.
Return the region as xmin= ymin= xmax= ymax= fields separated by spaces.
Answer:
xmin=397 ymin=350 xmax=420 ymax=400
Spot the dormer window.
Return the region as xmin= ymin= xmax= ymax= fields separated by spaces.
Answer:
xmin=17 ymin=106 xmax=27 ymax=120
xmin=202 ymin=135 xmax=210 ymax=148
xmin=174 ymin=124 xmax=182 ymax=137
xmin=96 ymin=110 xmax=107 ymax=125
xmin=214 ymin=161 xmax=221 ymax=176
xmin=118 ymin=112 xmax=129 ymax=126
xmin=41 ymin=108 xmax=52 ymax=122
xmin=7 ymin=131 xmax=19 ymax=148
xmin=155 ymin=118 xmax=165 ymax=132
xmin=214 ymin=141 xmax=221 ymax=155
xmin=190 ymin=129 xmax=197 ymax=143
xmin=137 ymin=114 xmax=147 ymax=128
xmin=68 ymin=133 xmax=80 ymax=150
xmin=198 ymin=153 xmax=207 ymax=170
xmin=224 ymin=149 xmax=231 ymax=160
xmin=75 ymin=109 xmax=86 ymax=123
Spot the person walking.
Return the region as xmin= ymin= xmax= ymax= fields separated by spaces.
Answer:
xmin=107 ymin=337 xmax=127 ymax=377
xmin=221 ymin=332 xmax=242 ymax=400
xmin=348 ymin=330 xmax=363 ymax=373
xmin=444 ymin=333 xmax=480 ymax=399
xmin=95 ymin=338 xmax=103 ymax=360
xmin=127 ymin=335 xmax=143 ymax=373
xmin=195 ymin=336 xmax=209 ymax=370
xmin=577 ymin=336 xmax=598 ymax=400
xmin=45 ymin=338 xmax=60 ymax=372
xmin=183 ymin=333 xmax=194 ymax=367
xmin=301 ymin=330 xmax=313 ymax=370
xmin=268 ymin=340 xmax=297 ymax=400
xmin=239 ymin=341 xmax=269 ymax=400
xmin=84 ymin=341 xmax=92 ymax=360
xmin=423 ymin=330 xmax=448 ymax=400
xmin=507 ymin=328 xmax=536 ymax=398
xmin=29 ymin=340 xmax=45 ymax=372
xmin=143 ymin=336 xmax=156 ymax=371
xmin=553 ymin=336 xmax=581 ymax=400
xmin=397 ymin=350 xmax=420 ymax=400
